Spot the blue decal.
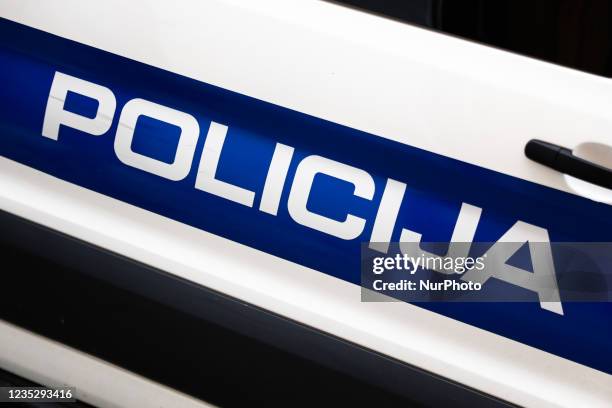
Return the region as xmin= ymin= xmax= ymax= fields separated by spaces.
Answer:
xmin=1 ymin=18 xmax=611 ymax=374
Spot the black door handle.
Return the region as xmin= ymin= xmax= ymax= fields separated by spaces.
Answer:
xmin=525 ymin=139 xmax=612 ymax=190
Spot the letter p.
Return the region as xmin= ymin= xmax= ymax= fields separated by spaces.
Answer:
xmin=42 ymin=72 xmax=116 ymax=140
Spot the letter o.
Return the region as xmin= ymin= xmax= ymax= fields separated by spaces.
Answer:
xmin=114 ymin=98 xmax=199 ymax=181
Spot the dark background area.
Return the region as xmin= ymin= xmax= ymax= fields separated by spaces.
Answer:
xmin=334 ymin=0 xmax=612 ymax=78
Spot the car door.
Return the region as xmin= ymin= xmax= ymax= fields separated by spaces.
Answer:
xmin=0 ymin=1 xmax=611 ymax=407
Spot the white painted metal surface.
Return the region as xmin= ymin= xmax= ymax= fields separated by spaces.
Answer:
xmin=2 ymin=158 xmax=612 ymax=408
xmin=1 ymin=0 xmax=611 ymax=202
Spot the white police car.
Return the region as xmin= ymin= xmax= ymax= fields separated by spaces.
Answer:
xmin=0 ymin=1 xmax=611 ymax=407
